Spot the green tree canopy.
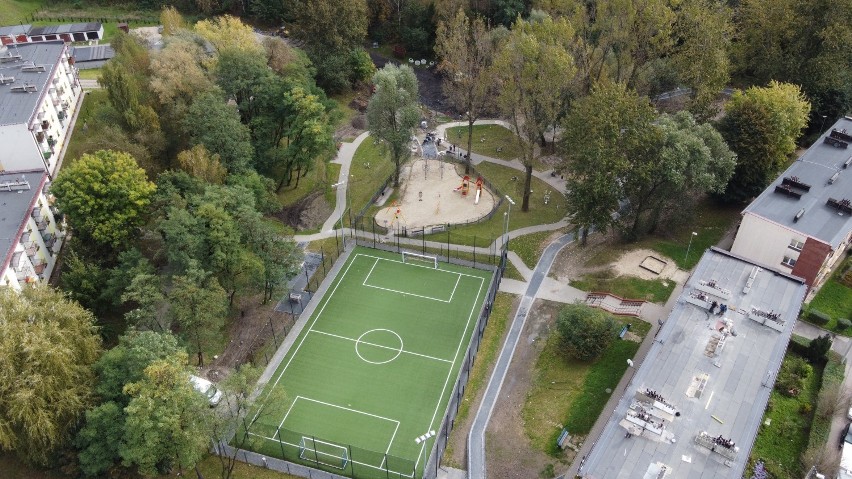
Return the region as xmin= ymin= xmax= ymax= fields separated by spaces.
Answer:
xmin=556 ymin=303 xmax=619 ymax=361
xmin=718 ymin=81 xmax=811 ymax=203
xmin=52 ymin=150 xmax=156 ymax=252
xmin=169 ymin=265 xmax=229 ymax=366
xmin=0 ymin=287 xmax=102 ymax=465
xmin=366 ymin=64 xmax=420 ymax=187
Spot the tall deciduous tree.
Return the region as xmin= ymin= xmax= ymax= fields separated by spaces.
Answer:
xmin=52 ymin=150 xmax=156 ymax=251
xmin=291 ymin=0 xmax=368 ymax=52
xmin=185 ymin=92 xmax=255 ymax=172
xmin=718 ymin=81 xmax=811 ymax=203
xmin=121 ymin=352 xmax=212 ymax=476
xmin=195 ymin=15 xmax=265 ymax=56
xmin=0 ymin=287 xmax=101 ymax=465
xmin=436 ymin=10 xmax=495 ymax=174
xmin=177 ymin=144 xmax=227 ymax=185
xmin=494 ymin=14 xmax=576 ymax=211
xmin=169 ymin=265 xmax=229 ymax=366
xmin=366 ymin=64 xmax=420 ymax=187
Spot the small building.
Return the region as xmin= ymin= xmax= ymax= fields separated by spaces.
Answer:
xmin=731 ymin=116 xmax=852 ymax=291
xmin=0 ymin=42 xmax=82 ymax=175
xmin=0 ymin=22 xmax=103 ymax=45
xmin=70 ymin=44 xmax=115 ymax=69
xmin=0 ymin=24 xmax=31 ymax=46
xmin=579 ymin=247 xmax=807 ymax=479
xmin=0 ymin=169 xmax=66 ymax=290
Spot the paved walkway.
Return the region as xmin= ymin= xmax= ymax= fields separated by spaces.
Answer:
xmin=320 ymin=130 xmax=370 ymax=233
xmin=468 ymin=232 xmax=577 ymax=479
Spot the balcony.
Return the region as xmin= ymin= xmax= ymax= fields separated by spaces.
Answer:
xmin=36 ymin=218 xmax=48 ymax=231
xmin=42 ymin=233 xmax=55 ymax=249
xmin=52 ymin=96 xmax=60 ymax=106
xmin=24 ymin=241 xmax=37 ymax=257
xmin=31 ymin=206 xmax=42 ymax=220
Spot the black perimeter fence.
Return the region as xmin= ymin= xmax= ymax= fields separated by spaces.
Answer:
xmin=223 ymin=233 xmax=507 ymax=479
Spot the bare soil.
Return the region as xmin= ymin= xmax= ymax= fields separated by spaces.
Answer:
xmin=275 ymin=191 xmax=333 ymax=231
xmin=548 ymin=232 xmax=617 ymax=282
xmin=485 ymin=299 xmax=568 ymax=479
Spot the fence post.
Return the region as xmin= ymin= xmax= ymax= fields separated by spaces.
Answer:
xmin=277 ymin=426 xmax=286 ymax=458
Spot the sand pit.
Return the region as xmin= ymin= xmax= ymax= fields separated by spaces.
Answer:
xmin=612 ymin=249 xmax=689 ymax=283
xmin=374 ymin=159 xmax=496 ymax=230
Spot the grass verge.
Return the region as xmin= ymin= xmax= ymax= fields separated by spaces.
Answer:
xmin=0 ymin=0 xmax=43 ymax=25
xmin=748 ymin=351 xmax=824 ymax=479
xmin=510 ymin=229 xmax=565 ymax=270
xmin=443 ymin=292 xmax=514 ymax=468
xmin=806 ymin=258 xmax=852 ymax=333
xmin=570 ymin=271 xmax=675 ymax=303
xmin=522 ymin=316 xmax=650 ymax=455
xmin=446 ymin=124 xmax=524 ymax=161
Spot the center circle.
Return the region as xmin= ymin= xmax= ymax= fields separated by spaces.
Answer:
xmin=355 ymin=329 xmax=403 ymax=365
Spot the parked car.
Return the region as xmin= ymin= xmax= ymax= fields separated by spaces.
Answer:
xmin=848 ymin=405 xmax=852 ymax=421
xmin=190 ymin=375 xmax=222 ymax=407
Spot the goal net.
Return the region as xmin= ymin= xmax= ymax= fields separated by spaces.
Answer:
xmin=401 ymin=251 xmax=438 ymax=268
xmin=298 ymin=436 xmax=349 ymax=469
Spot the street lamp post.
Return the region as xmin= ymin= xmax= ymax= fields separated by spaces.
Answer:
xmin=820 ymin=114 xmax=828 ymax=134
xmin=685 ymin=231 xmax=698 ymax=264
xmin=503 ymin=195 xmax=515 ymax=250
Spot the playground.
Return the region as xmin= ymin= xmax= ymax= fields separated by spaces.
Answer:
xmin=374 ymin=158 xmax=497 ymax=231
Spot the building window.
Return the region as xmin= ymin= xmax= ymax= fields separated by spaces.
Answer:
xmin=789 ymin=239 xmax=805 ymax=251
xmin=781 ymin=256 xmax=797 ymax=268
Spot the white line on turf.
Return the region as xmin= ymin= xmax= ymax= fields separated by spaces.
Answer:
xmin=362 ymin=282 xmax=452 ymax=302
xmin=447 ymin=273 xmax=462 ymax=303
xmin=415 ymin=274 xmax=486 ymax=473
xmin=355 ymin=252 xmax=483 ymax=279
xmin=362 ymin=258 xmax=380 ymax=287
xmin=311 ymin=329 xmax=453 ymax=363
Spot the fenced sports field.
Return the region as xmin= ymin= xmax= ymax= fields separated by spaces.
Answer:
xmin=238 ymin=246 xmax=495 ymax=479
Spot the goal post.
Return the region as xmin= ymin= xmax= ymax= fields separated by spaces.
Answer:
xmin=298 ymin=436 xmax=350 ymax=469
xmin=401 ymin=251 xmax=438 ymax=268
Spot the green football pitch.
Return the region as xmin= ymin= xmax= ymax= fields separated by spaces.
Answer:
xmin=241 ymin=246 xmax=494 ymax=478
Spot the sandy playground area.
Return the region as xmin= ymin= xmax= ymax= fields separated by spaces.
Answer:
xmin=374 ymin=159 xmax=497 ymax=230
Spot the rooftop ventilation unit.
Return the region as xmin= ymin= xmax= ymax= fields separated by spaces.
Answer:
xmin=0 ymin=74 xmax=14 ymax=84
xmin=825 ymin=136 xmax=849 ymax=149
xmin=844 ymin=156 xmax=852 ymax=169
xmin=774 ymin=184 xmax=802 ymax=199
xmin=9 ymin=82 xmax=37 ymax=93
xmin=793 ymin=208 xmax=806 ymax=222
xmin=0 ymin=178 xmax=31 ymax=192
xmin=829 ymin=171 xmax=841 ymax=184
xmin=20 ymin=63 xmax=46 ymax=72
xmin=0 ymin=52 xmax=22 ymax=63
xmin=782 ymin=176 xmax=812 ymax=191
xmin=831 ymin=128 xmax=852 ymax=142
xmin=827 ymin=197 xmax=852 ymax=215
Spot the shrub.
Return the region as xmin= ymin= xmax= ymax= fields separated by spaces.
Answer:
xmin=808 ymin=309 xmax=831 ymax=325
xmin=775 ymin=356 xmax=812 ymax=397
xmin=556 ymin=304 xmax=619 ymax=361
xmin=837 ymin=318 xmax=852 ymax=330
xmin=805 ymin=334 xmax=832 ymax=363
xmin=799 ymin=403 xmax=813 ymax=415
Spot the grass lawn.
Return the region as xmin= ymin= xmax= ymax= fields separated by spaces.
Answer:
xmin=503 ymin=260 xmax=525 ymax=281
xmin=509 ymin=229 xmax=566 ymax=270
xmin=62 ymin=89 xmax=113 ymax=168
xmin=348 ymin=138 xmax=395 ymax=221
xmin=446 ymin=124 xmax=524 ymax=161
xmin=443 ymin=292 xmax=514 ymax=468
xmin=274 ymin=155 xmax=334 ymax=209
xmin=521 ymin=314 xmax=650 ymax=455
xmin=0 ymin=0 xmax=44 ymax=25
xmin=330 ymin=91 xmax=360 ymax=141
xmin=75 ymin=68 xmax=101 ymax=80
xmin=748 ymin=352 xmax=823 ymax=479
xmin=570 ymin=271 xmax=676 ymax=303
xmin=807 ymin=258 xmax=852 ymax=333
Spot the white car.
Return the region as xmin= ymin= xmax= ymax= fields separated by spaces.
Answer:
xmin=190 ymin=375 xmax=222 ymax=407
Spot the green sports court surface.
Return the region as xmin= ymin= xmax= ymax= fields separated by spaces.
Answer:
xmin=241 ymin=246 xmax=494 ymax=478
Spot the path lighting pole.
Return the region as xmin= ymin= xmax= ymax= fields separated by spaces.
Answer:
xmin=820 ymin=114 xmax=828 ymax=134
xmin=415 ymin=430 xmax=436 ymax=478
xmin=504 ymin=195 xmax=515 ymax=250
xmin=685 ymin=231 xmax=698 ymax=264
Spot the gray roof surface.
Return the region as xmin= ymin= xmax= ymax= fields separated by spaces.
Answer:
xmin=28 ymin=22 xmax=101 ymax=36
xmin=743 ymin=116 xmax=852 ymax=249
xmin=0 ymin=169 xmax=45 ymax=271
xmin=0 ymin=42 xmax=65 ymax=127
xmin=70 ymin=44 xmax=114 ymax=62
xmin=0 ymin=25 xmax=31 ymax=36
xmin=580 ymin=248 xmax=806 ymax=479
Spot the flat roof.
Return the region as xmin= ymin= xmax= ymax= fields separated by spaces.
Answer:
xmin=0 ymin=169 xmax=46 ymax=272
xmin=70 ymin=44 xmax=114 ymax=62
xmin=743 ymin=116 xmax=852 ymax=249
xmin=0 ymin=25 xmax=31 ymax=36
xmin=0 ymin=42 xmax=65 ymax=127
xmin=28 ymin=22 xmax=101 ymax=36
xmin=580 ymin=248 xmax=807 ymax=479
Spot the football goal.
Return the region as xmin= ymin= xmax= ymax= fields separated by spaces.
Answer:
xmin=401 ymin=251 xmax=438 ymax=268
xmin=298 ymin=436 xmax=350 ymax=469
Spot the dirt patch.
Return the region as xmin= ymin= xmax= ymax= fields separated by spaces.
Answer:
xmin=275 ymin=191 xmax=333 ymax=231
xmin=549 ymin=233 xmax=615 ymax=282
xmin=486 ymin=299 xmax=569 ymax=479
xmin=202 ymin=294 xmax=296 ymax=382
xmin=373 ymin=159 xmax=496 ymax=230
xmin=611 ymin=249 xmax=684 ymax=282
xmin=369 ymin=52 xmax=449 ymax=113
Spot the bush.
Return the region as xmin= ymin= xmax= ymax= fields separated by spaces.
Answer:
xmin=799 ymin=403 xmax=813 ymax=415
xmin=808 ymin=309 xmax=831 ymax=325
xmin=775 ymin=356 xmax=813 ymax=397
xmin=805 ymin=334 xmax=833 ymax=363
xmin=556 ymin=304 xmax=619 ymax=361
xmin=837 ymin=318 xmax=852 ymax=330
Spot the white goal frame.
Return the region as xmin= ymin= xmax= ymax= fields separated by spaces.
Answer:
xmin=401 ymin=251 xmax=438 ymax=268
